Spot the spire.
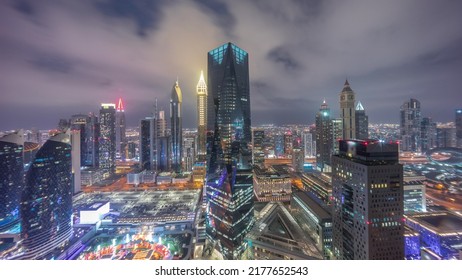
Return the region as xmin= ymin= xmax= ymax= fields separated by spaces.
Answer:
xmin=171 ymin=79 xmax=182 ymax=103
xmin=342 ymin=78 xmax=353 ymax=93
xmin=344 ymin=79 xmax=349 ymax=86
xmin=356 ymin=101 xmax=365 ymax=111
xmin=117 ymin=97 xmax=124 ymax=112
xmin=197 ymin=70 xmax=207 ymax=95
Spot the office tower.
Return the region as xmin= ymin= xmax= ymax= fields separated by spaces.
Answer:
xmin=206 ymin=42 xmax=254 ymax=260
xmin=274 ymin=134 xmax=284 ymax=157
xmin=456 ymin=109 xmax=462 ymax=148
xmin=302 ymin=131 xmax=316 ymax=158
xmin=339 ymin=80 xmax=356 ymax=140
xmin=284 ymin=132 xmax=293 ymax=156
xmin=420 ymin=117 xmax=437 ymax=152
xmin=70 ymin=113 xmax=99 ymax=168
xmin=140 ymin=117 xmax=156 ymax=171
xmin=157 ymin=110 xmax=167 ymax=137
xmin=332 ymin=140 xmax=404 ymax=259
xmin=316 ymin=100 xmax=333 ymax=172
xmin=183 ymin=136 xmax=196 ymax=172
xmin=170 ymin=80 xmax=183 ymax=173
xmin=197 ymin=70 xmax=207 ymax=160
xmin=99 ymin=103 xmax=116 ymax=178
xmin=70 ymin=115 xmax=87 ymax=166
xmin=355 ymin=101 xmax=368 ymax=140
xmin=400 ymin=98 xmax=421 ymax=152
xmin=436 ymin=127 xmax=457 ymax=148
xmin=292 ymin=148 xmax=304 ymax=172
xmin=69 ymin=130 xmax=81 ymax=195
xmin=115 ymin=98 xmax=127 ymax=160
xmin=21 ymin=132 xmax=73 ymax=259
xmin=0 ymin=130 xmax=24 ymax=231
xmin=157 ymin=136 xmax=170 ymax=171
xmin=127 ymin=142 xmax=136 ymax=159
xmin=252 ymin=129 xmax=265 ymax=166
xmin=331 ymin=118 xmax=343 ymax=154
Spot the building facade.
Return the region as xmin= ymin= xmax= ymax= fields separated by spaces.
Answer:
xmin=355 ymin=101 xmax=368 ymax=140
xmin=197 ymin=71 xmax=207 ymax=160
xmin=400 ymin=98 xmax=421 ymax=152
xmin=170 ymin=81 xmax=183 ymax=173
xmin=315 ymin=100 xmax=333 ymax=172
xmin=339 ymin=80 xmax=356 ymax=140
xmin=140 ymin=117 xmax=156 ymax=171
xmin=252 ymin=129 xmax=265 ymax=166
xmin=99 ymin=103 xmax=116 ymax=177
xmin=115 ymin=98 xmax=127 ymax=159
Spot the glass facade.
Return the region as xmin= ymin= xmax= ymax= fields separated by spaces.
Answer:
xmin=140 ymin=117 xmax=156 ymax=171
xmin=170 ymin=81 xmax=183 ymax=173
xmin=99 ymin=104 xmax=116 ymax=177
xmin=21 ymin=133 xmax=73 ymax=259
xmin=315 ymin=101 xmax=332 ymax=172
xmin=0 ymin=131 xmax=24 ymax=231
xmin=206 ymin=42 xmax=254 ymax=259
xmin=400 ymin=98 xmax=422 ymax=152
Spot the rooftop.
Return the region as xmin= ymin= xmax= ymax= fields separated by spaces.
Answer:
xmin=406 ymin=212 xmax=462 ymax=233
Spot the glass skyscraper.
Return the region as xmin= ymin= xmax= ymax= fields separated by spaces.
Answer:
xmin=0 ymin=130 xmax=24 ymax=231
xmin=116 ymin=98 xmax=127 ymax=160
xmin=170 ymin=81 xmax=183 ymax=173
xmin=99 ymin=103 xmax=116 ymax=177
xmin=400 ymin=98 xmax=422 ymax=152
xmin=21 ymin=132 xmax=73 ymax=259
xmin=315 ymin=100 xmax=333 ymax=172
xmin=205 ymin=42 xmax=254 ymax=260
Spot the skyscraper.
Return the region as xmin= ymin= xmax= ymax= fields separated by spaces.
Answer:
xmin=284 ymin=132 xmax=293 ymax=156
xmin=332 ymin=140 xmax=404 ymax=259
xmin=99 ymin=103 xmax=116 ymax=178
xmin=116 ymin=98 xmax=127 ymax=160
xmin=157 ymin=109 xmax=169 ymax=171
xmin=339 ymin=80 xmax=356 ymax=140
xmin=197 ymin=70 xmax=207 ymax=160
xmin=421 ymin=117 xmax=437 ymax=152
xmin=316 ymin=100 xmax=333 ymax=172
xmin=69 ymin=130 xmax=81 ymax=195
xmin=252 ymin=129 xmax=265 ymax=166
xmin=21 ymin=132 xmax=73 ymax=259
xmin=183 ymin=135 xmax=196 ymax=172
xmin=170 ymin=81 xmax=183 ymax=173
xmin=302 ymin=131 xmax=316 ymax=158
xmin=0 ymin=130 xmax=24 ymax=231
xmin=331 ymin=118 xmax=343 ymax=154
xmin=206 ymin=42 xmax=254 ymax=260
xmin=355 ymin=101 xmax=369 ymax=140
xmin=400 ymin=98 xmax=421 ymax=152
xmin=456 ymin=109 xmax=462 ymax=148
xmin=292 ymin=148 xmax=304 ymax=172
xmin=140 ymin=117 xmax=156 ymax=171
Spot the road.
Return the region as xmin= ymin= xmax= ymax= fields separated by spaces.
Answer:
xmin=426 ymin=188 xmax=462 ymax=210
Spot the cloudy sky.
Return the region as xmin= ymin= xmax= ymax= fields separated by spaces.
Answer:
xmin=1 ymin=0 xmax=461 ymax=131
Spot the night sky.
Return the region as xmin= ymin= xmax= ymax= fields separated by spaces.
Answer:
xmin=1 ymin=0 xmax=462 ymax=131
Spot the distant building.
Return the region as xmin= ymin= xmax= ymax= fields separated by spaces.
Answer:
xmin=170 ymin=80 xmax=183 ymax=173
xmin=355 ymin=101 xmax=368 ymax=140
xmin=315 ymin=100 xmax=332 ymax=172
xmin=331 ymin=118 xmax=342 ymax=154
xmin=437 ymin=127 xmax=457 ymax=148
xmin=0 ymin=130 xmax=24 ymax=231
xmin=284 ymin=133 xmax=293 ymax=156
xmin=253 ymin=165 xmax=291 ymax=202
xmin=21 ymin=132 xmax=73 ymax=259
xmin=115 ymin=98 xmax=127 ymax=160
xmin=292 ymin=148 xmax=304 ymax=172
xmin=302 ymin=131 xmax=316 ymax=158
xmin=332 ymin=139 xmax=404 ymax=259
xmin=70 ymin=113 xmax=99 ymax=168
xmin=456 ymin=109 xmax=462 ymax=148
xmin=421 ymin=117 xmax=437 ymax=152
xmin=300 ymin=172 xmax=332 ymax=206
xmin=157 ymin=136 xmax=170 ymax=172
xmin=196 ymin=71 xmax=207 ymax=160
xmin=140 ymin=117 xmax=156 ymax=171
xmin=99 ymin=103 xmax=116 ymax=178
xmin=274 ymin=134 xmax=284 ymax=157
xmin=400 ymin=98 xmax=421 ymax=152
xmin=339 ymin=80 xmax=356 ymax=140
xmin=183 ymin=136 xmax=195 ymax=172
xmin=403 ymin=176 xmax=426 ymax=213
xmin=252 ymin=129 xmax=265 ymax=166
xmin=69 ymin=130 xmax=81 ymax=195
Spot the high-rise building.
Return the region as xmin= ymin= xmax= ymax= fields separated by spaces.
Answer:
xmin=85 ymin=113 xmax=99 ymax=168
xmin=339 ymin=80 xmax=356 ymax=140
xmin=157 ymin=110 xmax=167 ymax=137
xmin=332 ymin=140 xmax=404 ymax=259
xmin=116 ymin=98 xmax=127 ymax=160
xmin=99 ymin=103 xmax=116 ymax=178
xmin=197 ymin=70 xmax=207 ymax=160
xmin=170 ymin=81 xmax=183 ymax=173
xmin=183 ymin=136 xmax=196 ymax=172
xmin=284 ymin=132 xmax=293 ymax=156
xmin=355 ymin=101 xmax=368 ymax=140
xmin=0 ymin=130 xmax=24 ymax=231
xmin=21 ymin=132 xmax=73 ymax=259
xmin=140 ymin=117 xmax=156 ymax=171
xmin=274 ymin=134 xmax=284 ymax=157
xmin=292 ymin=148 xmax=304 ymax=172
xmin=252 ymin=129 xmax=265 ymax=166
xmin=400 ymin=98 xmax=421 ymax=152
xmin=420 ymin=117 xmax=437 ymax=152
xmin=456 ymin=109 xmax=462 ymax=148
xmin=436 ymin=127 xmax=457 ymax=148
xmin=316 ymin=100 xmax=333 ymax=172
xmin=206 ymin=42 xmax=254 ymax=260
xmin=331 ymin=118 xmax=343 ymax=154
xmin=69 ymin=130 xmax=81 ymax=195
xmin=302 ymin=131 xmax=316 ymax=158
xmin=157 ymin=136 xmax=170 ymax=172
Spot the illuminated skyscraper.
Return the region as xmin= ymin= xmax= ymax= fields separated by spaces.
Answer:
xmin=0 ymin=130 xmax=24 ymax=231
xmin=332 ymin=140 xmax=404 ymax=259
xmin=456 ymin=109 xmax=462 ymax=148
xmin=170 ymin=80 xmax=183 ymax=173
xmin=331 ymin=118 xmax=343 ymax=154
xmin=420 ymin=117 xmax=437 ymax=152
xmin=69 ymin=130 xmax=81 ymax=195
xmin=21 ymin=132 xmax=73 ymax=259
xmin=355 ymin=101 xmax=369 ymax=140
xmin=116 ymin=98 xmax=127 ymax=159
xmin=284 ymin=132 xmax=293 ymax=156
xmin=206 ymin=42 xmax=254 ymax=260
xmin=400 ymin=98 xmax=421 ymax=152
xmin=183 ymin=136 xmax=196 ymax=172
xmin=252 ymin=129 xmax=265 ymax=166
xmin=99 ymin=103 xmax=116 ymax=177
xmin=339 ymin=80 xmax=356 ymax=140
xmin=316 ymin=100 xmax=333 ymax=172
xmin=197 ymin=70 xmax=207 ymax=160
xmin=140 ymin=117 xmax=156 ymax=171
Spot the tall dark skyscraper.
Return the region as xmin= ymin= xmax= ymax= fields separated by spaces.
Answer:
xmin=339 ymin=80 xmax=355 ymax=140
xmin=355 ymin=101 xmax=369 ymax=140
xmin=170 ymin=80 xmax=183 ymax=173
xmin=116 ymin=98 xmax=127 ymax=160
xmin=70 ymin=113 xmax=99 ymax=168
xmin=99 ymin=103 xmax=116 ymax=178
xmin=21 ymin=132 xmax=73 ymax=259
xmin=206 ymin=42 xmax=254 ymax=260
xmin=421 ymin=117 xmax=437 ymax=152
xmin=140 ymin=117 xmax=156 ymax=171
xmin=252 ymin=129 xmax=265 ymax=167
xmin=456 ymin=109 xmax=462 ymax=148
xmin=316 ymin=100 xmax=333 ymax=172
xmin=332 ymin=140 xmax=404 ymax=260
xmin=400 ymin=98 xmax=421 ymax=152
xmin=0 ymin=130 xmax=24 ymax=231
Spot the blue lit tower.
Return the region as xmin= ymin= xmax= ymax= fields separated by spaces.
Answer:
xmin=0 ymin=130 xmax=24 ymax=231
xmin=170 ymin=80 xmax=183 ymax=173
xmin=315 ymin=100 xmax=333 ymax=172
xmin=206 ymin=42 xmax=254 ymax=259
xmin=99 ymin=103 xmax=116 ymax=178
xmin=21 ymin=132 xmax=73 ymax=259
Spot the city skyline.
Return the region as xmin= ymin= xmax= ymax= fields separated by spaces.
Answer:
xmin=1 ymin=1 xmax=462 ymax=131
